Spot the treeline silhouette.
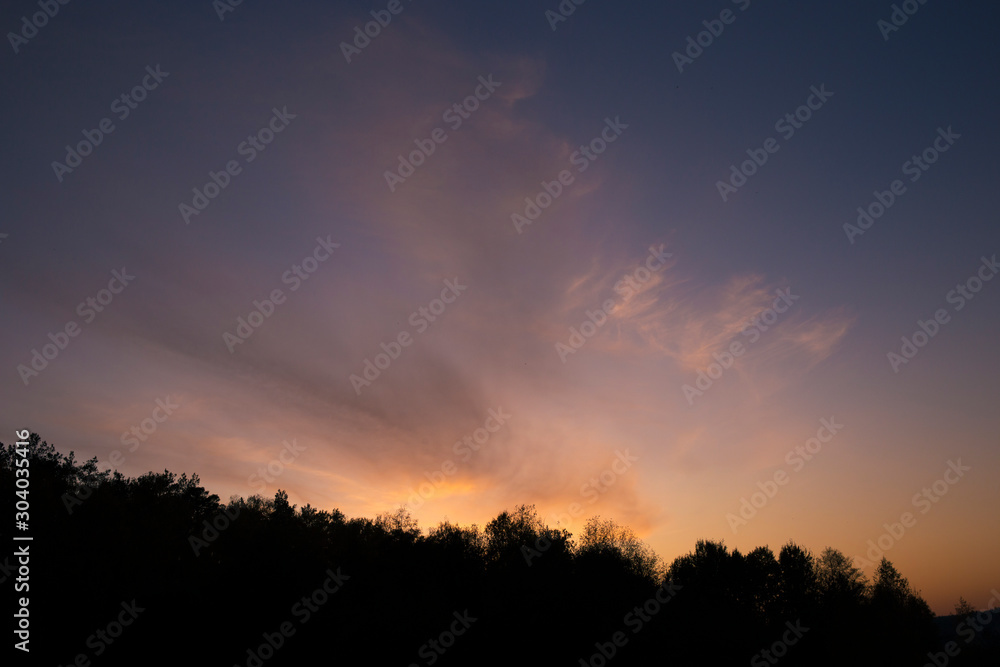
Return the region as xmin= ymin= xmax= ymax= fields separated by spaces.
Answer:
xmin=2 ymin=434 xmax=997 ymax=666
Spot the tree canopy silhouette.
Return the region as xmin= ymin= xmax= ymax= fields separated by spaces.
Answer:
xmin=2 ymin=433 xmax=986 ymax=666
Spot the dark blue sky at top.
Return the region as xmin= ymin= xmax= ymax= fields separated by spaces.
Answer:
xmin=4 ymin=0 xmax=997 ymax=304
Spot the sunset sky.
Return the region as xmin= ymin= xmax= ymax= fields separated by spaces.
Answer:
xmin=2 ymin=0 xmax=998 ymax=615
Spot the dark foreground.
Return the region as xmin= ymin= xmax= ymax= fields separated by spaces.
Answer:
xmin=3 ymin=434 xmax=998 ymax=666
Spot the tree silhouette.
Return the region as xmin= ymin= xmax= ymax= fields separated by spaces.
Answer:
xmin=955 ymin=596 xmax=977 ymax=617
xmin=578 ymin=516 xmax=660 ymax=584
xmin=0 ymin=433 xmax=980 ymax=666
xmin=778 ymin=540 xmax=818 ymax=618
xmin=815 ymin=546 xmax=868 ymax=604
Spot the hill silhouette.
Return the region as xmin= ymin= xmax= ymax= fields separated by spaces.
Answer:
xmin=2 ymin=433 xmax=997 ymax=666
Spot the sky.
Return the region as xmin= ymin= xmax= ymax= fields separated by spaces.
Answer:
xmin=2 ymin=0 xmax=999 ymax=615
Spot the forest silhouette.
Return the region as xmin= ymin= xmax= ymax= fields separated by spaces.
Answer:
xmin=2 ymin=433 xmax=998 ymax=666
